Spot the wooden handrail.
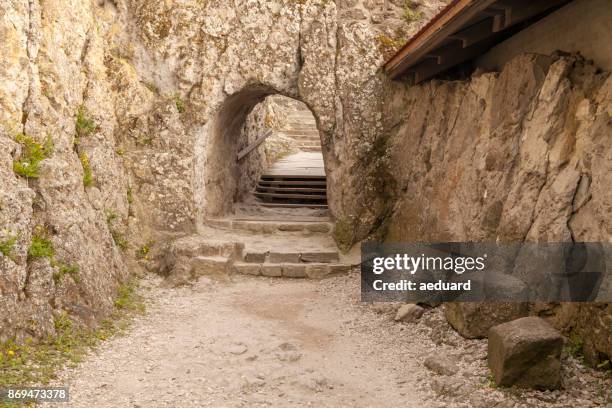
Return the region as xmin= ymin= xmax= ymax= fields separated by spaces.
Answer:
xmin=237 ymin=129 xmax=273 ymax=161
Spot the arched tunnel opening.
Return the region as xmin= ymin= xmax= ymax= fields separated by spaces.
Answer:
xmin=202 ymin=86 xmax=328 ymax=221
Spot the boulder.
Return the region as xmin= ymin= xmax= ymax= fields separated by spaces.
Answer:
xmin=444 ymin=302 xmax=530 ymax=338
xmin=394 ymin=304 xmax=424 ymax=323
xmin=488 ymin=317 xmax=563 ymax=389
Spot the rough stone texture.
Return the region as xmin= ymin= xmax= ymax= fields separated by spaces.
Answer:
xmin=395 ymin=304 xmax=425 ymax=323
xmin=488 ymin=317 xmax=563 ymax=390
xmin=232 ymin=263 xmax=261 ymax=276
xmin=384 ymin=53 xmax=612 ymax=361
xmin=269 ymin=252 xmax=301 ymax=263
xmin=190 ymin=257 xmax=231 ymax=280
xmin=261 ymin=264 xmax=282 ymax=278
xmin=281 ymin=264 xmax=307 ymax=278
xmin=244 ymin=252 xmax=267 ymax=264
xmin=301 ymin=251 xmax=340 ymax=263
xmin=423 ymin=355 xmax=459 ymax=376
xmin=444 ymin=302 xmax=530 ymax=339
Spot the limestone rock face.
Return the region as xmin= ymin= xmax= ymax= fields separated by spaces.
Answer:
xmin=0 ymin=0 xmax=443 ymax=340
xmin=384 ymin=53 xmax=611 ymax=361
xmin=488 ymin=317 xmax=563 ymax=390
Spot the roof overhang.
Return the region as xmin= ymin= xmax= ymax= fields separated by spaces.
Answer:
xmin=384 ymin=0 xmax=573 ymax=82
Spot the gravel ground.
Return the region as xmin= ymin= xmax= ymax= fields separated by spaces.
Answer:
xmin=49 ymin=272 xmax=610 ymax=407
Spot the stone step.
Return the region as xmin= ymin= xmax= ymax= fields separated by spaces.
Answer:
xmin=170 ymin=236 xmax=244 ymax=259
xmin=286 ymin=133 xmax=319 ymax=139
xmin=300 ymin=147 xmax=322 ymax=152
xmin=204 ymin=218 xmax=332 ymax=234
xmin=283 ymin=130 xmax=319 ymax=136
xmin=291 ymin=138 xmax=320 ymax=144
xmin=232 ymin=262 xmax=350 ymax=279
xmin=259 ymin=202 xmax=328 ymax=209
xmin=256 ymin=186 xmax=326 ymax=194
xmin=282 ymin=123 xmax=317 ymax=130
xmin=259 ymin=179 xmax=326 ymax=187
xmin=243 ymin=250 xmax=340 ymax=264
xmin=254 ymin=191 xmax=326 ymax=201
xmin=191 ymin=256 xmax=232 ymax=277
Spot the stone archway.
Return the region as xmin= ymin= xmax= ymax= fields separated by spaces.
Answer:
xmin=195 ymin=83 xmax=328 ymax=224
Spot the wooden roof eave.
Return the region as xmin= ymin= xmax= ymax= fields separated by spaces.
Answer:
xmin=384 ymin=0 xmax=498 ymax=80
xmin=384 ymin=0 xmax=573 ymax=82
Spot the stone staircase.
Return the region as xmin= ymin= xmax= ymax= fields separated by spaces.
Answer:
xmin=166 ymin=216 xmax=353 ymax=285
xmin=254 ymin=152 xmax=328 ymax=209
xmin=280 ymin=110 xmax=321 ymax=153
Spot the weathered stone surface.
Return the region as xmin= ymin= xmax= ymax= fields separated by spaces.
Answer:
xmin=328 ymin=264 xmax=352 ymax=275
xmin=301 ymin=252 xmax=340 ymax=263
xmin=261 ymin=265 xmax=282 ymax=278
xmin=281 ymin=264 xmax=307 ymax=278
xmin=244 ymin=252 xmax=267 ymax=264
xmin=424 ymin=355 xmax=459 ymax=376
xmin=269 ymin=252 xmax=301 ymax=263
xmin=232 ymin=263 xmax=261 ymax=276
xmin=444 ymin=302 xmax=530 ymax=339
xmin=304 ymin=264 xmax=330 ymax=279
xmin=190 ymin=257 xmax=231 ymax=278
xmin=394 ymin=304 xmax=425 ymax=323
xmin=171 ymin=237 xmax=242 ymax=258
xmin=488 ymin=317 xmax=563 ymax=389
xmin=384 ymin=53 xmax=611 ymax=359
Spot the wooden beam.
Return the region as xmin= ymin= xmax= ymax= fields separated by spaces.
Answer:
xmin=237 ymin=129 xmax=273 ymax=161
xmin=409 ymin=36 xmax=498 ymax=83
xmin=447 ymin=17 xmax=494 ymax=48
xmin=385 ymin=0 xmax=572 ymax=80
xmin=481 ymin=7 xmax=507 ymax=31
xmin=492 ymin=0 xmax=569 ymax=27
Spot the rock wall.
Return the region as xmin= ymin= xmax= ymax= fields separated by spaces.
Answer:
xmin=382 ymin=53 xmax=611 ymax=362
xmin=1 ymin=0 xmax=447 ymax=340
xmin=0 ymin=0 xmax=134 ymax=342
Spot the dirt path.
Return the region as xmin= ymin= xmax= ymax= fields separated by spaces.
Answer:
xmin=58 ymin=273 xmax=434 ymax=408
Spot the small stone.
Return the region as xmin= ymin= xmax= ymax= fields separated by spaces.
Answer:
xmin=424 ymin=355 xmax=459 ymax=376
xmin=488 ymin=316 xmax=563 ymax=390
xmin=430 ymin=377 xmax=463 ymax=397
xmin=394 ymin=304 xmax=424 ymax=323
xmin=225 ymin=342 xmax=248 ymax=355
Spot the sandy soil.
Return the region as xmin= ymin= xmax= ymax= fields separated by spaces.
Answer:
xmin=57 ymin=274 xmax=430 ymax=408
xmin=54 ymin=273 xmax=610 ymax=408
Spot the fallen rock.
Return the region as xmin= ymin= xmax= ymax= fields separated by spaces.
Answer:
xmin=488 ymin=316 xmax=563 ymax=389
xmin=444 ymin=302 xmax=530 ymax=338
xmin=424 ymin=355 xmax=459 ymax=376
xmin=394 ymin=304 xmax=425 ymax=323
